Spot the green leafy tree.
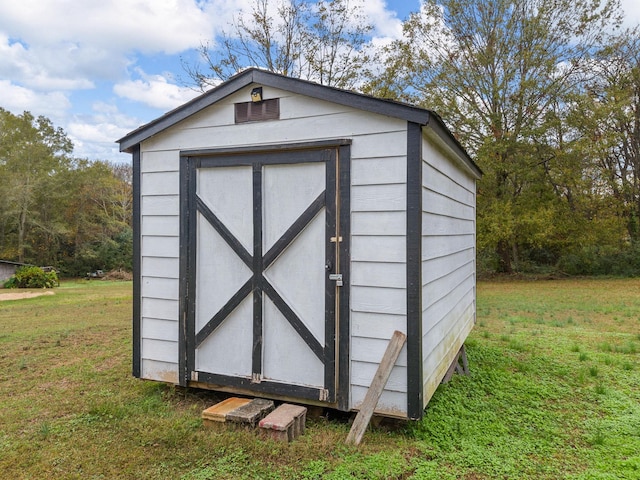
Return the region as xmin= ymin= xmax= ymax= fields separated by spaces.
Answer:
xmin=0 ymin=109 xmax=133 ymax=275
xmin=383 ymin=0 xmax=622 ymax=272
xmin=0 ymin=109 xmax=73 ymax=263
xmin=57 ymin=159 xmax=133 ymax=276
xmin=5 ymin=265 xmax=59 ymax=289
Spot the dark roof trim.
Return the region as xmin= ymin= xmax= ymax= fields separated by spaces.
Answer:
xmin=0 ymin=260 xmax=32 ymax=266
xmin=117 ymin=69 xmax=431 ymax=152
xmin=425 ymin=114 xmax=483 ymax=179
xmin=180 ymin=138 xmax=352 ymax=158
xmin=116 ymin=68 xmax=480 ymax=177
xmin=118 ymin=71 xmax=256 ymax=152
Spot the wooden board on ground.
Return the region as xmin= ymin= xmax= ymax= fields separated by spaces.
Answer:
xmin=345 ymin=330 xmax=407 ymax=446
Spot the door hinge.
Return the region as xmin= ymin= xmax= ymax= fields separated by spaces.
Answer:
xmin=191 ymin=371 xmax=199 ymax=382
xmin=319 ymin=389 xmax=329 ymax=402
xmin=330 ymin=236 xmax=343 ymax=243
xmin=251 ymin=373 xmax=262 ymax=384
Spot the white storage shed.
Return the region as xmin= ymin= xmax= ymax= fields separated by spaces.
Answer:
xmin=117 ymin=68 xmax=482 ymax=419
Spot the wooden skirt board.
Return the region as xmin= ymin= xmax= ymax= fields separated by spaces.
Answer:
xmin=183 ymin=147 xmax=342 ymax=402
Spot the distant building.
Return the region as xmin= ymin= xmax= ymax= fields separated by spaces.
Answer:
xmin=0 ymin=260 xmax=30 ymax=283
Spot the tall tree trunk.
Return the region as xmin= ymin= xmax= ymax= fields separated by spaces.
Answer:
xmin=18 ymin=206 xmax=27 ymax=263
xmin=497 ymin=239 xmax=513 ymax=274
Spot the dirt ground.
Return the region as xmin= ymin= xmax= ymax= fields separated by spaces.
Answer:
xmin=0 ymin=291 xmax=55 ymax=301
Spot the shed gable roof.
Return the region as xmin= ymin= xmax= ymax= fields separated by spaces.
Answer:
xmin=116 ymin=68 xmax=480 ymax=177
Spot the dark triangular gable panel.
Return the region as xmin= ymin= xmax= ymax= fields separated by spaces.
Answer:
xmin=116 ymin=68 xmax=481 ymax=178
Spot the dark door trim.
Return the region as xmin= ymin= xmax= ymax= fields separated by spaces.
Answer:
xmin=179 ymin=140 xmax=351 ymax=406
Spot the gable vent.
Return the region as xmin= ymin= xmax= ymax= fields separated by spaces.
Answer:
xmin=235 ymin=98 xmax=280 ymax=123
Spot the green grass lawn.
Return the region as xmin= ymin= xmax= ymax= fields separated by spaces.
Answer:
xmin=0 ymin=278 xmax=638 ymax=479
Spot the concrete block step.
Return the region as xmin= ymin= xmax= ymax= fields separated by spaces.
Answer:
xmin=202 ymin=397 xmax=275 ymax=431
xmin=259 ymin=403 xmax=307 ymax=442
xmin=202 ymin=397 xmax=251 ymax=430
xmin=226 ymin=398 xmax=274 ymax=428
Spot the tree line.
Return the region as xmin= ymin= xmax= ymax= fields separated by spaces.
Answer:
xmin=3 ymin=0 xmax=638 ymax=276
xmin=186 ymin=0 xmax=640 ymax=275
xmin=0 ymin=108 xmax=132 ymax=277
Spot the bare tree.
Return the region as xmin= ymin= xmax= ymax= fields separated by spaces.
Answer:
xmin=568 ymin=28 xmax=640 ymax=241
xmin=183 ymin=0 xmax=373 ymax=90
xmin=301 ymin=0 xmax=372 ymax=88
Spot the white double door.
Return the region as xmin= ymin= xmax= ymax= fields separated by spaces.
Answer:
xmin=186 ymin=148 xmax=339 ymax=401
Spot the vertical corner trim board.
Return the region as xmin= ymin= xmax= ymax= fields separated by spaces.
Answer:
xmin=345 ymin=330 xmax=407 ymax=446
xmin=132 ymin=144 xmax=142 ymax=379
xmin=406 ymin=121 xmax=423 ymax=419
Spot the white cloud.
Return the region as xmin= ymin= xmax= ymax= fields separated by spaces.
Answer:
xmin=620 ymin=0 xmax=640 ymax=28
xmin=0 ymin=1 xmax=213 ymax=55
xmin=67 ymin=102 xmax=143 ymax=162
xmin=360 ymin=0 xmax=404 ymax=40
xmin=0 ymin=0 xmax=417 ymax=164
xmin=0 ymin=80 xmax=71 ymax=117
xmin=0 ymin=1 xmax=253 ymax=90
xmin=0 ymin=35 xmax=96 ymax=91
xmin=114 ymin=70 xmax=201 ymax=110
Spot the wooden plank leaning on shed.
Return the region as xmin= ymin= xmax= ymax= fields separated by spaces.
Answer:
xmin=346 ymin=330 xmax=407 ymax=446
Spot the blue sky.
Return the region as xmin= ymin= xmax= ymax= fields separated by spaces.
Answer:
xmin=0 ymin=0 xmax=638 ymax=164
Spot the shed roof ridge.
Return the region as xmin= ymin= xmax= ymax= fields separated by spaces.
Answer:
xmin=115 ymin=68 xmax=480 ymax=178
xmin=116 ymin=68 xmax=431 ymax=151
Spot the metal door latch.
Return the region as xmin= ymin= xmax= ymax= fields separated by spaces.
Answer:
xmin=329 ymin=273 xmax=343 ymax=287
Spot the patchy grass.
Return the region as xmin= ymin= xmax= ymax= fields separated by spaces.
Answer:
xmin=0 ymin=278 xmax=639 ymax=478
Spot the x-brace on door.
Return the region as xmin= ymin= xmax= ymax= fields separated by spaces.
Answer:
xmin=180 ymin=144 xmax=349 ymax=405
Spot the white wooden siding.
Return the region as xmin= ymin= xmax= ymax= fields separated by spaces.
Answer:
xmin=138 ymin=85 xmax=409 ymax=414
xmin=422 ymin=162 xmax=474 ymax=207
xmin=422 ymin=234 xmax=475 ymax=261
xmin=141 ymin=277 xmax=179 ymax=301
xmin=138 ymin=149 xmax=181 ymax=383
xmin=141 ymin=257 xmax=179 ymax=279
xmin=420 ymin=134 xmax=477 ymax=408
xmin=141 ymin=236 xmax=179 ymax=258
xmin=348 ymin=124 xmax=408 ymax=416
xmin=141 ymin=297 xmax=179 ymax=320
xmin=350 ymin=386 xmax=408 ymax=418
xmin=351 ymin=236 xmax=406 ymax=263
xmin=422 ymin=188 xmax=475 ymax=219
xmin=350 ymin=312 xmax=406 ymax=339
xmin=141 ymin=195 xmax=179 ymax=216
xmin=143 ymin=109 xmax=407 ymax=154
xmin=142 ymin=215 xmax=179 ymax=237
xmin=141 ymin=359 xmax=179 ymax=384
xmin=422 ymin=303 xmax=474 ymax=402
xmin=142 ymin=318 xmax=179 ymax=342
xmin=352 ymin=337 xmax=408 ymax=366
xmin=351 ymin=157 xmax=406 ymax=185
xmin=351 ymin=262 xmax=405 ymax=289
xmin=350 ymin=286 xmax=406 ymax=316
xmin=352 ymin=211 xmax=406 ymax=236
xmin=351 ymin=184 xmax=406 ymax=212
xmin=351 ymin=362 xmax=407 ymax=393
xmin=141 ymin=171 xmax=180 ymax=196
